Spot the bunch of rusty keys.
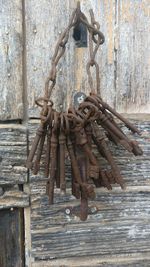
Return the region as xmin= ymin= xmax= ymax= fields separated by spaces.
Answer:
xmin=26 ymin=92 xmax=143 ymax=221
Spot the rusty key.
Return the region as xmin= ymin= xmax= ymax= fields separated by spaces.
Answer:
xmin=45 ymin=125 xmax=52 ymax=178
xmin=92 ymin=122 xmax=125 ymax=189
xmin=33 ymin=126 xmax=47 ymax=175
xmin=46 ymin=111 xmax=59 ymax=204
xmin=77 ymin=153 xmax=88 ymax=221
xmin=59 ymin=127 xmax=66 ymax=193
xmin=75 ymin=128 xmax=99 ymax=179
xmin=26 ymin=124 xmax=45 ymax=169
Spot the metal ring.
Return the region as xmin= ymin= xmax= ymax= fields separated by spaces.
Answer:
xmin=35 ymin=97 xmax=53 ymax=108
xmin=40 ymin=106 xmax=53 ymax=124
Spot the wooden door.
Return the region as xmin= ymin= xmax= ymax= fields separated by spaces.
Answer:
xmin=0 ymin=0 xmax=150 ymax=266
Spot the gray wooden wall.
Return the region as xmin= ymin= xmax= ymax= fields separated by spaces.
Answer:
xmin=0 ymin=1 xmax=150 ymax=267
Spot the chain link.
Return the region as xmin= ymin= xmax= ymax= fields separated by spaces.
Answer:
xmin=37 ymin=2 xmax=105 ymax=115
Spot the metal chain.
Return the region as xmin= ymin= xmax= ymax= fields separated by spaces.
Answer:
xmin=36 ymin=2 xmax=105 ymax=117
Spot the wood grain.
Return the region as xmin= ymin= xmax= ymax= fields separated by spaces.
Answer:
xmin=0 ymin=209 xmax=24 ymax=267
xmin=0 ymin=0 xmax=23 ymax=120
xmin=25 ymin=0 xmax=73 ymax=118
xmin=32 ymin=254 xmax=150 ymax=267
xmin=0 ymin=124 xmax=27 ymax=185
xmin=115 ymin=0 xmax=150 ymax=112
xmin=30 ymin=182 xmax=150 ymax=261
xmin=25 ymin=0 xmax=150 ymax=118
xmin=25 ymin=0 xmax=116 ymax=117
xmin=0 ymin=189 xmax=29 ymax=209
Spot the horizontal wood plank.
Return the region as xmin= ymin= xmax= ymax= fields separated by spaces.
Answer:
xmin=30 ymin=181 xmax=150 ymax=260
xmin=0 ymin=189 xmax=29 ymax=209
xmin=0 ymin=124 xmax=27 ymax=185
xmin=0 ymin=0 xmax=23 ymax=120
xmin=32 ymin=254 xmax=150 ymax=267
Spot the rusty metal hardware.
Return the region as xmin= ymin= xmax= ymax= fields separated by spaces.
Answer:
xmin=46 ymin=111 xmax=59 ymax=204
xmin=26 ymin=2 xmax=143 ymax=221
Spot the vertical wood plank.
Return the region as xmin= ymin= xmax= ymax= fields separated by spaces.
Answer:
xmin=71 ymin=0 xmax=116 ymax=107
xmin=0 ymin=0 xmax=23 ymax=120
xmin=0 ymin=208 xmax=24 ymax=267
xmin=7 ymin=0 xmax=149 ymax=118
xmin=26 ymin=0 xmax=73 ymax=117
xmin=26 ymin=0 xmax=116 ymax=117
xmin=116 ymin=0 xmax=150 ymax=112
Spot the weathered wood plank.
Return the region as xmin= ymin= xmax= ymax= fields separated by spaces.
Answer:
xmin=0 ymin=208 xmax=24 ymax=267
xmin=30 ymin=181 xmax=150 ymax=260
xmin=0 ymin=0 xmax=23 ymax=120
xmin=0 ymin=187 xmax=29 ymax=209
xmin=70 ymin=0 xmax=116 ymax=107
xmin=0 ymin=124 xmax=27 ymax=185
xmin=25 ymin=0 xmax=116 ymax=117
xmin=26 ymin=0 xmax=150 ymax=117
xmin=115 ymin=0 xmax=150 ymax=112
xmin=32 ymin=254 xmax=150 ymax=267
xmin=25 ymin=0 xmax=72 ymax=117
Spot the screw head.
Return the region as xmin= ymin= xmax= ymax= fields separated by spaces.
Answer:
xmin=33 ymin=28 xmax=37 ymax=34
xmin=65 ymin=208 xmax=71 ymax=215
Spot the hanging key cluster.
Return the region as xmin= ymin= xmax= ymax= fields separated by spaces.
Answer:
xmin=26 ymin=2 xmax=143 ymax=221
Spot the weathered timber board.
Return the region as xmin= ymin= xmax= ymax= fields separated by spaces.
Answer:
xmin=0 ymin=189 xmax=29 ymax=209
xmin=0 ymin=124 xmax=27 ymax=185
xmin=0 ymin=0 xmax=23 ymax=120
xmin=25 ymin=0 xmax=73 ymax=117
xmin=32 ymin=254 xmax=150 ymax=267
xmin=30 ymin=181 xmax=150 ymax=261
xmin=0 ymin=208 xmax=24 ymax=267
xmin=25 ymin=0 xmax=149 ymax=117
xmin=116 ymin=0 xmax=150 ymax=113
xmin=25 ymin=0 xmax=116 ymax=117
xmin=28 ymin=117 xmax=150 ymax=188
